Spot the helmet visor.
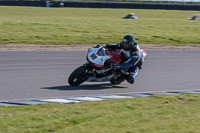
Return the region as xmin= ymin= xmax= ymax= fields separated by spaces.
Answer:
xmin=122 ymin=41 xmax=133 ymax=49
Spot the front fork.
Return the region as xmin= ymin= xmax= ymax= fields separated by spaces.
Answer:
xmin=83 ymin=62 xmax=95 ymax=77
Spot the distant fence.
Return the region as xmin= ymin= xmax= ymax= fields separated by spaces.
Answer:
xmin=0 ymin=0 xmax=200 ymax=10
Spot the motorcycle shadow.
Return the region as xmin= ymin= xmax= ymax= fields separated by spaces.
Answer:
xmin=41 ymin=83 xmax=128 ymax=91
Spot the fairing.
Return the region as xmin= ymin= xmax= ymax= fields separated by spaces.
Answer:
xmin=86 ymin=46 xmax=122 ymax=69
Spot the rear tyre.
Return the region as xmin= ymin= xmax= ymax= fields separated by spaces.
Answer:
xmin=68 ymin=66 xmax=89 ymax=86
xmin=110 ymin=76 xmax=125 ymax=85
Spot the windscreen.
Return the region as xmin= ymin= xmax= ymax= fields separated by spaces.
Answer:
xmin=96 ymin=47 xmax=107 ymax=56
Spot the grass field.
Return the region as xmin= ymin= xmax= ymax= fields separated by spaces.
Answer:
xmin=0 ymin=93 xmax=200 ymax=133
xmin=0 ymin=6 xmax=200 ymax=45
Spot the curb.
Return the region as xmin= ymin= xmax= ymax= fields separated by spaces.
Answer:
xmin=1 ymin=89 xmax=200 ymax=106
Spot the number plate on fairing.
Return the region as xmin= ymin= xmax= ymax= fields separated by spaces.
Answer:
xmin=87 ymin=48 xmax=110 ymax=66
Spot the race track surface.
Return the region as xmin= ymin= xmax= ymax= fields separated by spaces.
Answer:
xmin=0 ymin=50 xmax=200 ymax=101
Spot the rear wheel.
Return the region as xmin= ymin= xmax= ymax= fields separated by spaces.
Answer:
xmin=68 ymin=66 xmax=89 ymax=86
xmin=110 ymin=76 xmax=125 ymax=85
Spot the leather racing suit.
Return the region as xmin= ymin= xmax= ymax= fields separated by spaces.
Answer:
xmin=105 ymin=42 xmax=143 ymax=83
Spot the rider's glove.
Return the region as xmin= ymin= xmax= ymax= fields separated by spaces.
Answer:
xmin=111 ymin=63 xmax=121 ymax=70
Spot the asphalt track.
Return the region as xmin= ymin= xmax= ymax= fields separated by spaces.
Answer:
xmin=0 ymin=50 xmax=200 ymax=101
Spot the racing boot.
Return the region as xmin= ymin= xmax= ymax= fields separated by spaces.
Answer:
xmin=127 ymin=76 xmax=135 ymax=84
xmin=126 ymin=66 xmax=139 ymax=84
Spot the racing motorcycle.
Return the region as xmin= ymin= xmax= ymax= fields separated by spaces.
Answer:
xmin=68 ymin=45 xmax=147 ymax=86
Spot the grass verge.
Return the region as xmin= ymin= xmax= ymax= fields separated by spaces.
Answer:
xmin=0 ymin=6 xmax=200 ymax=46
xmin=0 ymin=93 xmax=200 ymax=133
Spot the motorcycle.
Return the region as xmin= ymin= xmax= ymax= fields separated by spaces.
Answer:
xmin=68 ymin=45 xmax=147 ymax=86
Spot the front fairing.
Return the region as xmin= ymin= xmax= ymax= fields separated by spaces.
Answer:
xmin=87 ymin=47 xmax=110 ymax=69
xmin=86 ymin=46 xmax=122 ymax=69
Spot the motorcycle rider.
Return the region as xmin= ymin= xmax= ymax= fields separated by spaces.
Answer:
xmin=105 ymin=34 xmax=143 ymax=84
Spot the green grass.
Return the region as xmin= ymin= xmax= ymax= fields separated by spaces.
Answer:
xmin=0 ymin=93 xmax=200 ymax=133
xmin=0 ymin=6 xmax=200 ymax=46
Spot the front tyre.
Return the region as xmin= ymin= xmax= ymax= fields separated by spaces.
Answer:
xmin=68 ymin=66 xmax=89 ymax=86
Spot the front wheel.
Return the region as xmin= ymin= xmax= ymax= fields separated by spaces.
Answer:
xmin=68 ymin=66 xmax=89 ymax=86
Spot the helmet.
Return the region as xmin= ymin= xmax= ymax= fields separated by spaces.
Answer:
xmin=121 ymin=35 xmax=135 ymax=50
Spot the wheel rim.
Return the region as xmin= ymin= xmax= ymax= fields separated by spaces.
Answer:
xmin=73 ymin=72 xmax=87 ymax=84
